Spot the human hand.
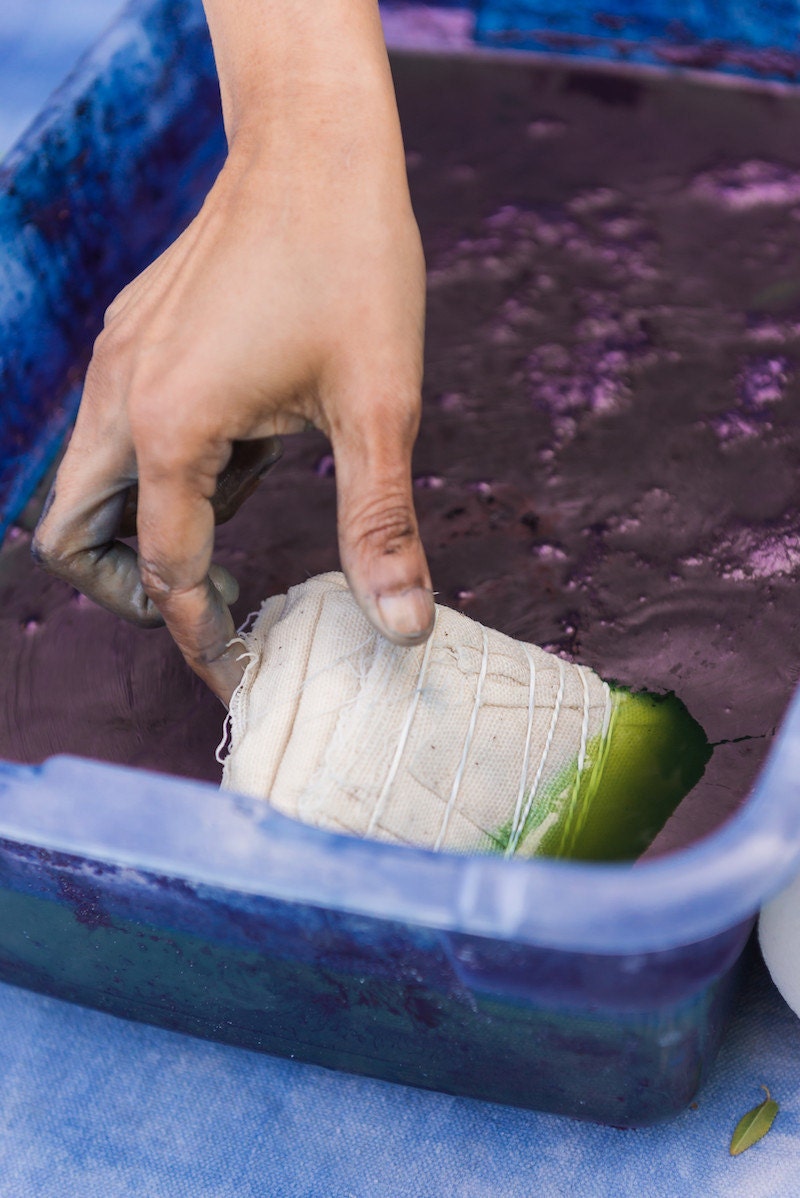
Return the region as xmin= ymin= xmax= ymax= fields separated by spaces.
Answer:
xmin=32 ymin=1 xmax=434 ymax=706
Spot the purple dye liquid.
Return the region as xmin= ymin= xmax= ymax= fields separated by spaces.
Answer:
xmin=3 ymin=53 xmax=800 ymax=858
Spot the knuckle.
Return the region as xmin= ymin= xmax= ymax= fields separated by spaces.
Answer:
xmin=130 ymin=399 xmax=190 ymax=467
xmin=327 ymin=380 xmax=421 ymax=441
xmin=102 ymin=284 xmax=131 ymax=328
xmin=30 ymin=530 xmax=69 ymax=574
xmin=137 ymin=558 xmax=208 ymax=605
xmin=29 ymin=533 xmax=52 ymax=569
xmin=101 ymin=302 xmax=120 ymax=333
xmin=129 ymin=376 xmax=209 ymax=446
xmin=91 ymin=325 xmax=123 ymax=367
xmin=30 ymin=485 xmax=80 ymax=578
xmin=376 ymin=391 xmax=421 ymax=435
xmin=362 ymin=389 xmax=422 ymax=429
xmin=137 ymin=569 xmax=229 ymax=668
xmin=135 ymin=423 xmax=227 ymax=500
xmin=138 ymin=556 xmax=177 ymax=599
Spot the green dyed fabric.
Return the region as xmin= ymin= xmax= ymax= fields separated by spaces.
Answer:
xmin=489 ymin=689 xmax=711 ymax=863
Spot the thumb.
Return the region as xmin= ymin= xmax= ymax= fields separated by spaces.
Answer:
xmin=333 ymin=414 xmax=435 ymax=645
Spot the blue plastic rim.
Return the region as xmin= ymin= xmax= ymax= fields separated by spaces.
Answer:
xmin=474 ymin=0 xmax=800 ymax=81
xmin=3 ymin=0 xmax=800 ymax=1125
xmin=3 ymin=678 xmax=800 ymax=958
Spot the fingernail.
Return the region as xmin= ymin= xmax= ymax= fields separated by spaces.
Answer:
xmin=376 ymin=587 xmax=435 ymax=641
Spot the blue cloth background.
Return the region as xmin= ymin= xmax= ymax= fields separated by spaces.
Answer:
xmin=0 ymin=1 xmax=117 ymax=153
xmin=1 ymin=4 xmax=799 ymax=1195
xmin=0 ymin=950 xmax=796 ymax=1197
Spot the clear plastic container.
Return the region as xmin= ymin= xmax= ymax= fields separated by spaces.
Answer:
xmin=3 ymin=0 xmax=800 ymax=1127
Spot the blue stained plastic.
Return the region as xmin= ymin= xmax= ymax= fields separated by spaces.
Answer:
xmin=0 ymin=720 xmax=799 ymax=1125
xmin=0 ymin=0 xmax=225 ymax=538
xmin=475 ymin=0 xmax=800 ymax=81
xmin=4 ymin=0 xmax=800 ymax=1127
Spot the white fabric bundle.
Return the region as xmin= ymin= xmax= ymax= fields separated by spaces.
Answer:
xmin=221 ymin=572 xmax=614 ymax=857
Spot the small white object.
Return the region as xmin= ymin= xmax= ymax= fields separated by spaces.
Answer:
xmin=759 ymin=872 xmax=800 ymax=1018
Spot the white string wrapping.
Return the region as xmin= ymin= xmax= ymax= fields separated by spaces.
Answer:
xmin=221 ymin=573 xmax=614 ymax=858
xmin=600 ymin=679 xmax=613 ymax=740
xmin=366 ymin=612 xmax=437 ymax=838
xmin=507 ymin=657 xmax=566 ymax=856
xmin=505 ymin=642 xmax=537 ymax=859
xmin=556 ymin=664 xmax=593 ymax=854
xmin=434 ymin=627 xmax=490 ymax=852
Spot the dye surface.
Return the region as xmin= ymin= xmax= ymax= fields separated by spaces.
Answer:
xmin=3 ymin=53 xmax=800 ymax=858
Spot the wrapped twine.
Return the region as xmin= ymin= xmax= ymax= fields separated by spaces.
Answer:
xmin=219 ymin=573 xmax=708 ymax=861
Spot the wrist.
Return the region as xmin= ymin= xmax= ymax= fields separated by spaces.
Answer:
xmin=202 ymin=0 xmax=397 ymax=149
xmin=226 ymin=65 xmax=401 ymax=163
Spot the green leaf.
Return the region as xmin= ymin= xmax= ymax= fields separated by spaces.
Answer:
xmin=729 ymin=1086 xmax=779 ymax=1156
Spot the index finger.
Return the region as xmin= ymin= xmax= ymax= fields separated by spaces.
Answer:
xmin=31 ymin=410 xmax=163 ymax=627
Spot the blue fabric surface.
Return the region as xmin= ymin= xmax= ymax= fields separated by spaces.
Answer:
xmin=0 ymin=949 xmax=795 ymax=1197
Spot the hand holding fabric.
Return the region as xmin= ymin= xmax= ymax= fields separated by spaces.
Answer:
xmin=32 ymin=0 xmax=435 ymax=705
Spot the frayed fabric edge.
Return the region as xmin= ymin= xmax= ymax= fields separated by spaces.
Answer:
xmin=215 ymin=615 xmax=263 ymax=770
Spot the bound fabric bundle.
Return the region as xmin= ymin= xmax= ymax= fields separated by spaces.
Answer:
xmin=220 ymin=573 xmax=708 ymax=861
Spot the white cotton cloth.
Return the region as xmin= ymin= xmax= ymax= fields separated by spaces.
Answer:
xmin=759 ymin=873 xmax=800 ymax=1019
xmin=221 ymin=572 xmax=614 ymax=857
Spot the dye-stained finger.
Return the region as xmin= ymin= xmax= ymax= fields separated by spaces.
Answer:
xmin=118 ymin=435 xmax=283 ymax=538
xmin=133 ymin=448 xmax=245 ymax=705
xmin=332 ymin=398 xmax=434 ymax=646
xmin=30 ymin=403 xmax=166 ymax=626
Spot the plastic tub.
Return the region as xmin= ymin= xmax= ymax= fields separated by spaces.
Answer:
xmin=1 ymin=724 xmax=800 ymax=1126
xmin=3 ymin=0 xmax=800 ymax=1127
xmin=474 ymin=0 xmax=800 ymax=81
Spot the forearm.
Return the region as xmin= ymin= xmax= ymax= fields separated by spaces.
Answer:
xmin=202 ymin=0 xmax=403 ymax=162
